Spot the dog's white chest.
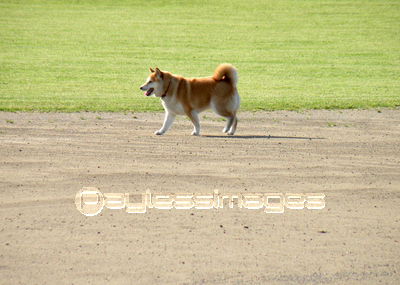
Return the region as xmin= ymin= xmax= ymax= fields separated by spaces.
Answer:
xmin=162 ymin=98 xmax=185 ymax=115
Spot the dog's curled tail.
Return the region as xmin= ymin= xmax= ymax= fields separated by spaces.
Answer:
xmin=212 ymin=64 xmax=238 ymax=87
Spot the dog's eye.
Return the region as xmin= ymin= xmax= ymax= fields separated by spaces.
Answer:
xmin=148 ymin=81 xmax=152 ymax=84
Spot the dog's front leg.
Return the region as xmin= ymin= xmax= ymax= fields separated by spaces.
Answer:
xmin=186 ymin=109 xmax=200 ymax=136
xmin=156 ymin=111 xmax=176 ymax=135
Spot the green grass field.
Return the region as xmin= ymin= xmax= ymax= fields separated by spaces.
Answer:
xmin=0 ymin=0 xmax=399 ymax=112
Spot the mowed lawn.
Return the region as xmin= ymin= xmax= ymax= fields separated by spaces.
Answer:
xmin=0 ymin=0 xmax=399 ymax=112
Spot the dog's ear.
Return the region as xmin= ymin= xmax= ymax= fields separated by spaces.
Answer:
xmin=155 ymin=68 xmax=162 ymax=79
xmin=149 ymin=68 xmax=155 ymax=73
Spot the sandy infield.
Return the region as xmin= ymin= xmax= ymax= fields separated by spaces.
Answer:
xmin=0 ymin=110 xmax=399 ymax=284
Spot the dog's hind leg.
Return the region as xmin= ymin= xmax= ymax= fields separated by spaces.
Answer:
xmin=211 ymin=92 xmax=240 ymax=135
xmin=227 ymin=115 xmax=238 ymax=135
xmin=222 ymin=116 xmax=233 ymax=133
xmin=186 ymin=109 xmax=201 ymax=136
xmin=222 ymin=115 xmax=237 ymax=135
xmin=156 ymin=111 xmax=176 ymax=135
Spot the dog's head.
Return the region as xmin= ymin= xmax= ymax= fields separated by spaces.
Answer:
xmin=140 ymin=68 xmax=167 ymax=98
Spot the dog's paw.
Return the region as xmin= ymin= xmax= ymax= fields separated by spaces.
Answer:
xmin=222 ymin=127 xmax=228 ymax=133
xmin=191 ymin=131 xmax=199 ymax=136
xmin=227 ymin=130 xmax=235 ymax=136
xmin=155 ymin=130 xmax=165 ymax=135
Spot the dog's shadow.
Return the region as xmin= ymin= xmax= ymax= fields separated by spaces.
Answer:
xmin=203 ymin=135 xmax=324 ymax=140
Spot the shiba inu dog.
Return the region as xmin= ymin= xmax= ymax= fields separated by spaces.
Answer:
xmin=139 ymin=64 xmax=240 ymax=136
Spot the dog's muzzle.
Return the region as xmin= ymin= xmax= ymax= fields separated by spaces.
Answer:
xmin=140 ymin=87 xmax=154 ymax=96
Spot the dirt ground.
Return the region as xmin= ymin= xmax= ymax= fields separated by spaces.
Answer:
xmin=0 ymin=109 xmax=399 ymax=284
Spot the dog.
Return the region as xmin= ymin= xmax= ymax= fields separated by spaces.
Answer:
xmin=139 ymin=64 xmax=240 ymax=136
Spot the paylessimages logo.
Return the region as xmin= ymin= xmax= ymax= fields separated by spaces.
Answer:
xmin=75 ymin=187 xmax=325 ymax=216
